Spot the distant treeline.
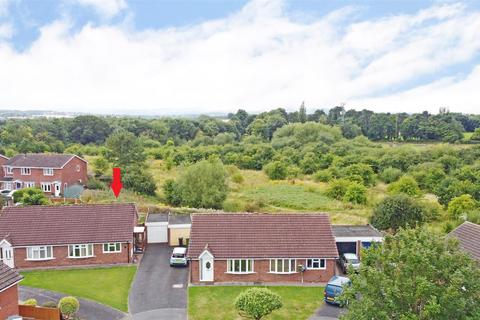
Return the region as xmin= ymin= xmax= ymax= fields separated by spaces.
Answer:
xmin=0 ymin=106 xmax=479 ymax=155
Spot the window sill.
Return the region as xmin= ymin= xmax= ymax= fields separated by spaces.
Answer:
xmin=306 ymin=268 xmax=326 ymax=271
xmin=225 ymin=272 xmax=256 ymax=275
xmin=68 ymin=256 xmax=95 ymax=259
xmin=268 ymin=271 xmax=298 ymax=275
xmin=26 ymin=258 xmax=55 ymax=261
xmin=103 ymin=251 xmax=122 ymax=254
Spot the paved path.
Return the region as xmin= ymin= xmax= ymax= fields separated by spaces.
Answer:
xmin=129 ymin=244 xmax=188 ymax=320
xmin=19 ymin=286 xmax=126 ymax=320
xmin=309 ymin=302 xmax=347 ymax=320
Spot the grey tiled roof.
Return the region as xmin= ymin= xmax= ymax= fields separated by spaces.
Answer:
xmin=0 ymin=263 xmax=22 ymax=292
xmin=332 ymin=225 xmax=383 ymax=238
xmin=449 ymin=221 xmax=480 ymax=262
xmin=146 ymin=213 xmax=169 ymax=223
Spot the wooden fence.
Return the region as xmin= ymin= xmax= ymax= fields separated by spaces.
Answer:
xmin=19 ymin=305 xmax=61 ymax=320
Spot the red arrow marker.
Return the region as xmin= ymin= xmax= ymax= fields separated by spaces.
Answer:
xmin=111 ymin=167 xmax=123 ymax=198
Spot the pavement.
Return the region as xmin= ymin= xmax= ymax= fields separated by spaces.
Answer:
xmin=19 ymin=286 xmax=126 ymax=320
xmin=128 ymin=244 xmax=188 ymax=320
xmin=309 ymin=301 xmax=347 ymax=320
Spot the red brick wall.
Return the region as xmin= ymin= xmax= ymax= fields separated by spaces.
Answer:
xmin=60 ymin=157 xmax=88 ymax=192
xmin=0 ymin=156 xmax=8 ymax=178
xmin=13 ymin=243 xmax=131 ymax=269
xmin=190 ymin=259 xmax=335 ymax=284
xmin=0 ymin=285 xmax=20 ymax=319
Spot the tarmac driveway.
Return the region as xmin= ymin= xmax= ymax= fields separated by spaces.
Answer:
xmin=129 ymin=244 xmax=188 ymax=320
xmin=309 ymin=302 xmax=347 ymax=320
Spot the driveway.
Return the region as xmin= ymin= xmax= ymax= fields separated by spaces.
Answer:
xmin=129 ymin=244 xmax=188 ymax=320
xmin=19 ymin=286 xmax=126 ymax=320
xmin=309 ymin=302 xmax=347 ymax=320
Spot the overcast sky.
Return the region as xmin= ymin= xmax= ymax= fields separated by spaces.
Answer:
xmin=1 ymin=0 xmax=480 ymax=115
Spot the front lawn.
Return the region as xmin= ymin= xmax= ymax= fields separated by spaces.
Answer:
xmin=188 ymin=286 xmax=324 ymax=320
xmin=20 ymin=266 xmax=137 ymax=312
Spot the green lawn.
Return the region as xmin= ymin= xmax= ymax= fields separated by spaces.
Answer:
xmin=188 ymin=286 xmax=324 ymax=320
xmin=20 ymin=266 xmax=137 ymax=312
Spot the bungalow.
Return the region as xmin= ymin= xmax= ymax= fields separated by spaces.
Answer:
xmin=187 ymin=213 xmax=339 ymax=284
xmin=0 ymin=263 xmax=23 ymax=319
xmin=0 ymin=153 xmax=88 ymax=196
xmin=0 ymin=203 xmax=138 ymax=269
xmin=448 ymin=221 xmax=480 ymax=263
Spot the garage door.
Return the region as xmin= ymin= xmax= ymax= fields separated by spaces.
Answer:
xmin=336 ymin=242 xmax=357 ymax=255
xmin=147 ymin=224 xmax=168 ymax=243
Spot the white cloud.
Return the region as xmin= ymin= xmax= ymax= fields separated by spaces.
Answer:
xmin=0 ymin=0 xmax=479 ymax=114
xmin=0 ymin=0 xmax=10 ymax=16
xmin=74 ymin=0 xmax=126 ymax=18
xmin=0 ymin=22 xmax=12 ymax=38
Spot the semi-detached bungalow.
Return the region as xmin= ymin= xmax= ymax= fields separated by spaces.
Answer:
xmin=187 ymin=213 xmax=339 ymax=284
xmin=0 ymin=203 xmax=138 ymax=269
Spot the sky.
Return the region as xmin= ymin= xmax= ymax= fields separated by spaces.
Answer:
xmin=1 ymin=0 xmax=480 ymax=115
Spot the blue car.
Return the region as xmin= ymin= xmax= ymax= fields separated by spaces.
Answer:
xmin=324 ymin=276 xmax=351 ymax=306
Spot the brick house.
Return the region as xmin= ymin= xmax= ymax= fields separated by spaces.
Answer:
xmin=0 ymin=154 xmax=8 ymax=178
xmin=0 ymin=203 xmax=138 ymax=269
xmin=448 ymin=221 xmax=480 ymax=263
xmin=187 ymin=213 xmax=339 ymax=284
xmin=0 ymin=262 xmax=23 ymax=319
xmin=0 ymin=153 xmax=88 ymax=196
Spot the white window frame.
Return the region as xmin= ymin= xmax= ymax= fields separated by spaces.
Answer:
xmin=26 ymin=246 xmax=53 ymax=261
xmin=226 ymin=259 xmax=254 ymax=274
xmin=5 ymin=166 xmax=13 ymax=174
xmin=103 ymin=243 xmax=121 ymax=253
xmin=41 ymin=182 xmax=52 ymax=192
xmin=306 ymin=258 xmax=326 ymax=270
xmin=68 ymin=244 xmax=94 ymax=258
xmin=269 ymin=258 xmax=297 ymax=274
xmin=24 ymin=181 xmax=35 ymax=188
xmin=20 ymin=167 xmax=31 ymax=175
xmin=43 ymin=168 xmax=54 ymax=176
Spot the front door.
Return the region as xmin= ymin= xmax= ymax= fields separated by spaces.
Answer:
xmin=1 ymin=245 xmax=14 ymax=268
xmin=200 ymin=254 xmax=214 ymax=282
xmin=54 ymin=183 xmax=61 ymax=197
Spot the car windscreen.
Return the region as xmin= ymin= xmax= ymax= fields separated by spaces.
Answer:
xmin=172 ymin=253 xmax=185 ymax=258
xmin=325 ymin=284 xmax=343 ymax=295
xmin=347 ymin=258 xmax=359 ymax=264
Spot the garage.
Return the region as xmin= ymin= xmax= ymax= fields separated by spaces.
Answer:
xmin=336 ymin=242 xmax=357 ymax=255
xmin=332 ymin=225 xmax=384 ymax=257
xmin=145 ymin=213 xmax=169 ymax=244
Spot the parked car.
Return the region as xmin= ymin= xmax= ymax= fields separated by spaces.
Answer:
xmin=339 ymin=253 xmax=360 ymax=273
xmin=324 ymin=276 xmax=351 ymax=306
xmin=170 ymin=247 xmax=188 ymax=267
xmin=0 ymin=189 xmax=11 ymax=196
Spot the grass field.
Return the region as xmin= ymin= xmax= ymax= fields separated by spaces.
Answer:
xmin=20 ymin=266 xmax=137 ymax=312
xmin=188 ymin=286 xmax=325 ymax=320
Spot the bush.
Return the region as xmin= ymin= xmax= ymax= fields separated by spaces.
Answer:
xmin=388 ymin=176 xmax=421 ymax=197
xmin=122 ymin=165 xmax=157 ymax=196
xmin=343 ymin=183 xmax=367 ymax=204
xmin=22 ymin=298 xmax=37 ymax=306
xmin=380 ymin=167 xmax=403 ymax=184
xmin=13 ymin=187 xmax=50 ymax=205
xmin=92 ymin=157 xmax=109 ymax=177
xmin=343 ymin=163 xmax=375 ymax=186
xmin=286 ymin=165 xmax=302 ymax=180
xmin=231 ymin=173 xmax=244 ymax=184
xmin=58 ymin=296 xmax=80 ymax=319
xmin=235 ymin=287 xmax=283 ymax=320
xmin=264 ymin=161 xmax=287 ymax=180
xmin=313 ymin=169 xmax=332 ymax=182
xmin=163 ymin=179 xmax=182 ymax=206
xmin=325 ymin=179 xmax=351 ymax=200
xmin=448 ymin=194 xmax=478 ymax=219
xmin=370 ymin=194 xmax=426 ymax=232
xmin=222 ymin=199 xmax=245 ymax=212
xmin=85 ymin=178 xmax=105 ymax=190
xmin=42 ymin=301 xmax=58 ymax=308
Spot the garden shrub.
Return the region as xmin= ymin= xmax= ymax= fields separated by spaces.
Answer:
xmin=325 ymin=179 xmax=351 ymax=200
xmin=380 ymin=167 xmax=403 ymax=184
xmin=22 ymin=299 xmax=37 ymax=306
xmin=58 ymin=296 xmax=80 ymax=319
xmin=343 ymin=183 xmax=367 ymax=204
xmin=42 ymin=301 xmax=58 ymax=308
xmin=235 ymin=287 xmax=282 ymax=320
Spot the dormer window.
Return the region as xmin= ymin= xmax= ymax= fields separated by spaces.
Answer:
xmin=43 ymin=168 xmax=54 ymax=176
xmin=20 ymin=167 xmax=31 ymax=175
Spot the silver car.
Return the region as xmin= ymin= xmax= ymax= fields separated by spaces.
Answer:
xmin=340 ymin=253 xmax=360 ymax=273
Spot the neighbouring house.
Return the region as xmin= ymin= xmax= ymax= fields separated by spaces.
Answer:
xmin=0 ymin=155 xmax=8 ymax=179
xmin=332 ymin=225 xmax=383 ymax=258
xmin=0 ymin=263 xmax=23 ymax=319
xmin=187 ymin=213 xmax=339 ymax=284
xmin=0 ymin=203 xmax=138 ymax=269
xmin=145 ymin=213 xmax=191 ymax=246
xmin=0 ymin=153 xmax=88 ymax=197
xmin=448 ymin=221 xmax=480 ymax=263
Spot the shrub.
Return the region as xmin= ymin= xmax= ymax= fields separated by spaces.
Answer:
xmin=85 ymin=178 xmax=105 ymax=190
xmin=163 ymin=179 xmax=182 ymax=206
xmin=22 ymin=298 xmax=37 ymax=306
xmin=325 ymin=179 xmax=351 ymax=200
xmin=222 ymin=199 xmax=245 ymax=212
xmin=380 ymin=167 xmax=403 ymax=184
xmin=231 ymin=173 xmax=244 ymax=184
xmin=92 ymin=157 xmax=109 ymax=177
xmin=286 ymin=165 xmax=302 ymax=180
xmin=313 ymin=169 xmax=332 ymax=182
xmin=343 ymin=183 xmax=367 ymax=204
xmin=58 ymin=296 xmax=80 ymax=319
xmin=448 ymin=194 xmax=478 ymax=219
xmin=343 ymin=163 xmax=375 ymax=186
xmin=122 ymin=165 xmax=157 ymax=196
xmin=388 ymin=176 xmax=421 ymax=197
xmin=264 ymin=161 xmax=287 ymax=180
xmin=235 ymin=287 xmax=283 ymax=320
xmin=13 ymin=187 xmax=50 ymax=205
xmin=42 ymin=301 xmax=58 ymax=308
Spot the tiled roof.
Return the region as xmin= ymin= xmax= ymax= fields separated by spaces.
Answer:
xmin=449 ymin=221 xmax=480 ymax=262
xmin=0 ymin=263 xmax=23 ymax=292
xmin=4 ymin=153 xmax=85 ymax=168
xmin=0 ymin=154 xmax=8 ymax=160
xmin=332 ymin=225 xmax=383 ymax=238
xmin=0 ymin=204 xmax=137 ymax=246
xmin=187 ymin=213 xmax=339 ymax=259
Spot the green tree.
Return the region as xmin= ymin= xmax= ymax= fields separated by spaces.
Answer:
xmin=69 ymin=115 xmax=112 ymax=144
xmin=105 ymin=130 xmax=146 ymax=168
xmin=235 ymin=288 xmax=283 ymax=320
xmin=176 ymin=158 xmax=228 ymax=209
xmin=471 ymin=128 xmax=480 ymax=141
xmin=122 ymin=166 xmax=157 ymax=196
xmin=13 ymin=188 xmax=50 ymax=205
xmin=93 ymin=157 xmax=109 ymax=177
xmin=343 ymin=163 xmax=375 ymax=186
xmin=387 ymin=175 xmax=422 ymax=197
xmin=370 ymin=194 xmax=426 ymax=232
xmin=264 ymin=161 xmax=287 ymax=180
xmin=326 ymin=179 xmax=351 ymax=200
xmin=343 ymin=182 xmax=367 ymax=204
xmin=341 ymin=228 xmax=480 ymax=320
xmin=447 ymin=194 xmax=478 ymax=219
xmin=163 ymin=179 xmax=182 ymax=206
xmin=379 ymin=167 xmax=403 ymax=184
xmin=299 ymin=102 xmax=307 ymax=123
